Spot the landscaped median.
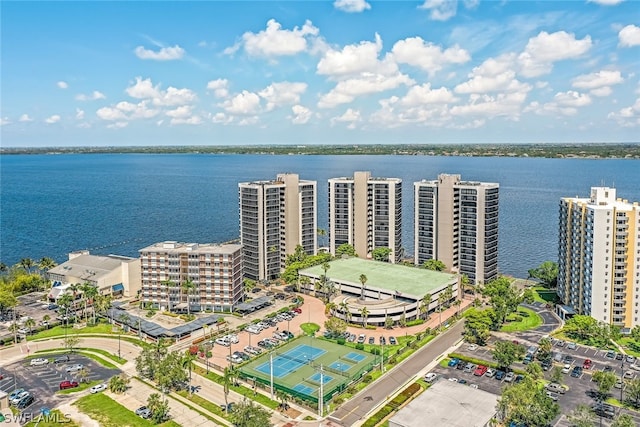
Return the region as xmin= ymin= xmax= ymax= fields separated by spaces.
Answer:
xmin=33 ymin=348 xmax=125 ymax=368
xmin=361 ymin=382 xmax=424 ymax=427
xmin=500 ymin=306 xmax=543 ymax=332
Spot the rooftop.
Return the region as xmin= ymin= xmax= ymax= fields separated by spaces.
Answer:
xmin=48 ymin=253 xmax=134 ymax=280
xmin=389 ymin=379 xmax=498 ymax=427
xmin=300 ymin=257 xmax=456 ymax=298
xmin=139 ymin=241 xmax=243 ymax=254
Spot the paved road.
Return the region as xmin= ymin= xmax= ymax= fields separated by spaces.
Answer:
xmin=329 ymin=321 xmax=464 ymax=426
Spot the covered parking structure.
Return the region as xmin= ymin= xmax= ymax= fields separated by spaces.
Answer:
xmin=234 ymin=296 xmax=273 ymax=315
xmin=105 ymin=305 xmax=220 ymax=342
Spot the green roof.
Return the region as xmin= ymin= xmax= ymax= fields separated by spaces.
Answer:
xmin=300 ymin=257 xmax=457 ymax=297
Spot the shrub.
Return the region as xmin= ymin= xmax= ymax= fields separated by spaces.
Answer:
xmin=355 ymin=343 xmax=365 ymax=350
xmin=370 ymin=347 xmax=380 ymax=355
xmin=363 ymin=374 xmax=373 ymax=383
xmin=337 ymin=337 xmax=346 ymax=345
xmin=365 ymin=325 xmax=377 ymax=330
xmin=405 ymin=319 xmax=424 ymax=327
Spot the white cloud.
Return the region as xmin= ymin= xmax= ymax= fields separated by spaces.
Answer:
xmin=221 ymin=91 xmax=261 ymax=115
xmin=331 ymin=108 xmax=361 ymax=129
xmin=571 ymin=70 xmax=623 ymax=97
xmin=107 ymin=122 xmax=128 ymax=129
xmin=125 ymin=77 xmax=197 ymax=106
xmin=554 ymin=90 xmax=592 ymax=107
xmin=450 ymin=92 xmax=528 ymax=119
xmin=227 ymin=19 xmax=319 ymax=58
xmin=518 ymin=31 xmax=592 ymax=77
xmin=166 ymin=105 xmax=203 ymax=125
xmin=318 ymin=72 xmax=414 ymax=108
xmin=258 ymin=82 xmax=307 ymax=111
xmin=619 ymin=25 xmax=640 ymax=47
xmin=455 ymin=71 xmax=531 ymax=94
xmin=608 ymin=98 xmax=640 ymax=127
xmin=317 ymin=34 xmax=397 ymax=78
xmin=19 ymin=114 xmax=33 ymax=122
xmin=391 ymin=37 xmax=470 ymax=76
xmin=0 ymin=117 xmax=11 ymax=126
xmin=212 ymin=112 xmax=233 ymax=124
xmin=45 ymin=114 xmax=61 ymax=124
xmin=75 ymin=108 xmax=85 ymax=120
xmin=134 ymin=45 xmax=185 ymax=61
xmin=57 ymin=81 xmax=68 ymax=89
xmin=290 ymin=105 xmax=312 ymax=124
xmin=399 ymin=84 xmax=458 ymax=106
xmin=525 ymin=91 xmax=592 ymax=117
xmin=418 ymin=0 xmax=458 ymax=21
xmin=75 ymin=91 xmax=106 ymax=101
xmin=587 ymin=0 xmax=624 ymax=5
xmin=206 ymin=79 xmax=229 ymax=98
xmin=97 ymin=100 xmax=159 ymax=121
xmin=334 ymin=0 xmax=371 ymax=13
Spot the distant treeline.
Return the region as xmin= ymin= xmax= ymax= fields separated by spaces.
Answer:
xmin=2 ymin=143 xmax=639 ymax=159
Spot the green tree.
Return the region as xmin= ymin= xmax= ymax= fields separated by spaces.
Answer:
xmin=147 ymin=392 xmax=171 ymax=423
xmin=77 ymin=367 xmax=91 ymax=383
xmin=482 ymin=277 xmax=522 ymax=328
xmin=522 ymin=288 xmax=536 ymax=304
xmin=385 ymin=316 xmax=394 ymax=329
xmin=564 ymin=315 xmax=611 ymax=347
xmin=223 ymin=367 xmax=238 ymax=413
xmin=611 ymin=414 xmax=635 ymax=427
xmin=631 ymin=325 xmax=640 ymax=343
xmin=437 ymin=293 xmax=447 ymax=329
xmin=537 ymin=337 xmax=553 ymax=362
xmin=492 ymin=340 xmax=525 ymax=371
xmin=38 ymin=257 xmax=57 ymax=278
xmin=18 ymin=258 xmax=36 ymax=274
xmin=567 ymin=404 xmax=596 ymax=427
xmin=422 ymin=259 xmax=446 ymax=271
xmin=64 ymin=332 xmax=80 ymax=353
xmin=592 ymin=370 xmax=617 ymax=400
xmin=371 ymin=247 xmax=391 ymax=262
xmin=398 ymin=312 xmax=406 ymax=327
xmin=324 ymin=316 xmax=347 ymax=337
xmin=496 ymin=376 xmax=559 ymax=427
xmin=526 ymin=362 xmax=543 ymax=380
xmin=360 ymin=306 xmax=369 ymax=328
xmin=528 ymin=261 xmax=559 ymax=288
xmin=24 ymin=317 xmax=36 ymax=335
xmin=335 ymin=243 xmax=356 ymax=257
xmin=626 ymin=377 xmax=640 ymax=408
xmin=420 ymin=293 xmax=432 ymax=320
xmin=42 ymin=314 xmax=51 ymax=329
xmin=108 ymin=374 xmax=129 ymax=393
xmin=229 ymin=399 xmax=272 ymax=427
xmin=181 ymin=279 xmax=196 ymax=316
xmin=463 ymin=308 xmax=493 ymax=345
xmin=359 ymin=274 xmax=367 ymax=300
xmin=243 ymin=278 xmax=256 ymax=301
xmin=0 ymin=288 xmax=18 ymax=313
xmin=339 ymin=301 xmax=352 ymax=324
xmin=550 ymin=366 xmax=563 ymax=384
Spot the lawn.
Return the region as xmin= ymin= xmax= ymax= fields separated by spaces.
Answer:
xmin=57 ymin=380 xmax=102 ymax=395
xmin=616 ymin=337 xmax=640 ymax=358
xmin=532 ymin=286 xmax=559 ymax=304
xmin=31 ymin=349 xmax=119 ymax=369
xmin=30 ymin=322 xmax=115 ymax=340
xmin=300 ymin=322 xmax=320 ymax=335
xmin=24 ymin=410 xmax=81 ymax=427
xmin=500 ymin=307 xmax=543 ymax=332
xmin=74 ymin=393 xmax=179 ymax=427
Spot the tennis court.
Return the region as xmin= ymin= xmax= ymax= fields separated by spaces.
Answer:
xmin=238 ymin=335 xmax=377 ymax=404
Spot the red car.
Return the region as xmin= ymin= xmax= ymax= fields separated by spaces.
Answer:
xmin=474 ymin=365 xmax=488 ymax=376
xmin=59 ymin=380 xmax=79 ymax=390
xmin=293 ymin=307 xmax=302 ymax=314
xmin=583 ymin=359 xmax=593 ymax=370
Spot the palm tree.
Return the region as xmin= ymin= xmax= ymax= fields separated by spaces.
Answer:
xmin=421 ymin=293 xmax=432 ymax=320
xmin=325 ymin=302 xmax=337 ymax=315
xmin=19 ymin=258 xmax=35 ymax=274
xmin=324 ymin=280 xmax=336 ymax=303
xmin=299 ymin=276 xmax=311 ymax=294
xmin=222 ymin=367 xmax=237 ymax=413
xmin=359 ymin=274 xmax=368 ymax=300
xmin=360 ymin=306 xmax=369 ymax=328
xmin=0 ymin=262 xmax=8 ymax=273
xmin=182 ymin=350 xmax=196 ymax=392
xmin=438 ymin=293 xmax=447 ymax=329
xmin=181 ymin=279 xmax=196 ymax=315
xmin=108 ymin=374 xmax=129 ymax=393
xmin=94 ymin=294 xmax=112 ymax=321
xmin=83 ymin=283 xmax=99 ymax=324
xmin=68 ymin=283 xmax=81 ymax=311
xmin=24 ymin=318 xmax=36 ymax=336
xmin=160 ymin=279 xmax=174 ymax=311
xmin=38 ymin=257 xmax=57 ymax=278
xmin=454 ymin=299 xmax=462 ymax=317
xmin=317 ymin=228 xmax=327 ymax=248
xmin=460 ymin=274 xmax=473 ymax=298
xmin=339 ymin=301 xmax=350 ymax=323
xmin=42 ymin=314 xmax=51 ymax=329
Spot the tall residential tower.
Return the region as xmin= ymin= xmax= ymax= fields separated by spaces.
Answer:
xmin=239 ymin=173 xmax=317 ymax=281
xmin=558 ymin=187 xmax=640 ymax=331
xmin=328 ymin=171 xmax=402 ymax=263
xmin=414 ymin=174 xmax=499 ymax=284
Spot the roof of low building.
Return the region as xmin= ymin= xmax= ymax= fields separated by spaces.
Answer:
xmin=299 ymin=257 xmax=456 ymax=298
xmin=48 ymin=254 xmax=135 ymax=281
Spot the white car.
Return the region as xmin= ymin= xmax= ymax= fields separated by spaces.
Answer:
xmin=448 ymin=377 xmax=459 ymax=382
xmin=424 ymin=372 xmax=438 ymax=383
xmin=30 ymin=358 xmax=49 ymax=366
xmin=561 ymin=364 xmax=571 ymax=374
xmin=485 ymin=368 xmax=496 ymax=378
xmin=504 ymin=372 xmax=515 ymax=382
xmin=90 ymin=383 xmax=107 ymax=394
xmin=467 ymin=344 xmax=478 ymax=351
xmin=66 ymin=364 xmax=84 ymax=373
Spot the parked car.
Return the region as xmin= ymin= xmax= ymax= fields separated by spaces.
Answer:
xmin=583 ymin=359 xmax=593 ymax=369
xmin=541 ymin=360 xmax=552 ymax=371
xmin=514 ymin=374 xmax=524 ymax=384
xmin=606 ymin=350 xmax=616 ymax=359
xmin=448 ymin=377 xmax=459 ymax=382
xmin=389 ymin=336 xmax=397 ymax=345
xmin=90 ymin=383 xmax=107 ymax=394
xmin=523 ymin=354 xmax=533 ymax=364
xmin=11 ymin=391 xmax=30 ymax=405
xmin=495 ymin=370 xmax=506 ymax=380
xmin=555 ymin=340 xmax=566 ymax=347
xmin=561 ymin=364 xmax=571 ymax=374
xmin=59 ymin=380 xmax=79 ymax=390
xmin=616 ymin=353 xmax=624 ymax=361
xmin=9 ymin=389 xmax=25 ymax=401
xmin=592 ymin=403 xmax=616 ymax=419
xmin=136 ymin=406 xmax=151 ymax=419
xmin=626 ymin=355 xmax=636 ymax=364
xmin=30 ymin=358 xmax=49 ymax=366
xmin=448 ymin=358 xmax=460 ymax=367
xmin=293 ymin=307 xmax=302 ymax=314
xmin=424 ymin=372 xmax=438 ymax=383
xmin=463 ymin=363 xmax=476 ymax=373
xmin=215 ymin=338 xmax=231 ymax=347
xmin=380 ymin=336 xmax=386 ymax=345
xmin=563 ymin=355 xmax=574 ymax=364
xmin=615 ymin=378 xmax=624 ymax=389
xmin=467 ymin=344 xmax=478 ymax=351
xmin=571 ymin=366 xmax=583 ymax=378
xmin=504 ymin=372 xmax=515 ymax=382
xmin=16 ymin=394 xmax=35 ymax=410
xmin=624 ymin=371 xmax=634 ymax=380
xmin=357 ymin=334 xmax=366 ymax=344
xmin=485 ymin=368 xmax=496 ymax=378
xmin=54 ymin=355 xmax=70 ymax=364
xmin=546 ymin=383 xmax=567 ymax=394
xmin=473 ymin=365 xmax=488 ymax=376
xmin=455 ymin=361 xmax=465 ymax=370
xmin=66 ymin=364 xmax=84 ymax=373
xmin=567 ymin=342 xmax=577 ymax=350
xmin=368 ymin=336 xmax=375 ymax=345
xmin=458 ymin=379 xmax=467 ymax=385
xmin=546 ymin=391 xmax=559 ymax=401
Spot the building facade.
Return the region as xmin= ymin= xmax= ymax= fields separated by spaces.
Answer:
xmin=328 ymin=171 xmax=402 ymax=263
xmin=558 ymin=187 xmax=640 ymax=331
xmin=47 ymin=250 xmax=141 ymax=301
xmin=139 ymin=241 xmax=243 ymax=313
xmin=414 ymin=174 xmax=499 ymax=284
xmin=239 ymin=173 xmax=317 ymax=281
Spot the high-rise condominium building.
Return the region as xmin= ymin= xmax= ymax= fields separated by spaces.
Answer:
xmin=414 ymin=174 xmax=499 ymax=284
xmin=139 ymin=241 xmax=243 ymax=313
xmin=558 ymin=187 xmax=640 ymax=331
xmin=239 ymin=173 xmax=317 ymax=281
xmin=328 ymin=171 xmax=402 ymax=263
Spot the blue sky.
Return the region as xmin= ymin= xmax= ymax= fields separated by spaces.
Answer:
xmin=1 ymin=0 xmax=639 ymax=147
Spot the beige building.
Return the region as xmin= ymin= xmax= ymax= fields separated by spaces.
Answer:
xmin=328 ymin=171 xmax=402 ymax=263
xmin=414 ymin=174 xmax=499 ymax=284
xmin=558 ymin=187 xmax=640 ymax=331
xmin=239 ymin=173 xmax=317 ymax=281
xmin=47 ymin=250 xmax=141 ymax=301
xmin=139 ymin=241 xmax=243 ymax=313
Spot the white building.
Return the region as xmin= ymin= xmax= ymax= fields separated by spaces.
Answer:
xmin=239 ymin=173 xmax=317 ymax=281
xmin=328 ymin=171 xmax=402 ymax=263
xmin=139 ymin=241 xmax=243 ymax=313
xmin=414 ymin=174 xmax=499 ymax=284
xmin=558 ymin=187 xmax=640 ymax=331
xmin=47 ymin=250 xmax=141 ymax=301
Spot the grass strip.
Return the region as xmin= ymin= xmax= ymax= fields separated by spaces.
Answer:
xmin=34 ymin=347 xmax=125 ymax=364
xmin=361 ymin=383 xmax=422 ymax=427
xmin=500 ymin=307 xmax=543 ymax=332
xmin=29 ymin=350 xmax=118 ymax=369
xmin=73 ymin=392 xmax=178 ymax=427
xmin=23 ymin=409 xmax=81 ymax=427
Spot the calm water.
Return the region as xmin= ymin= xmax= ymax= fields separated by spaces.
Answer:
xmin=1 ymin=154 xmax=639 ymax=278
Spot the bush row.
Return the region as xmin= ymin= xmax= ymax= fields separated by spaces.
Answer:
xmin=361 ymin=383 xmax=422 ymax=427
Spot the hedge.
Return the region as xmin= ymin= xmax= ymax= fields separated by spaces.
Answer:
xmin=361 ymin=383 xmax=422 ymax=427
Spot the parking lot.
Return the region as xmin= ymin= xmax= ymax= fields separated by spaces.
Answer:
xmin=430 ymin=335 xmax=640 ymax=427
xmin=0 ymin=354 xmax=119 ymax=415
